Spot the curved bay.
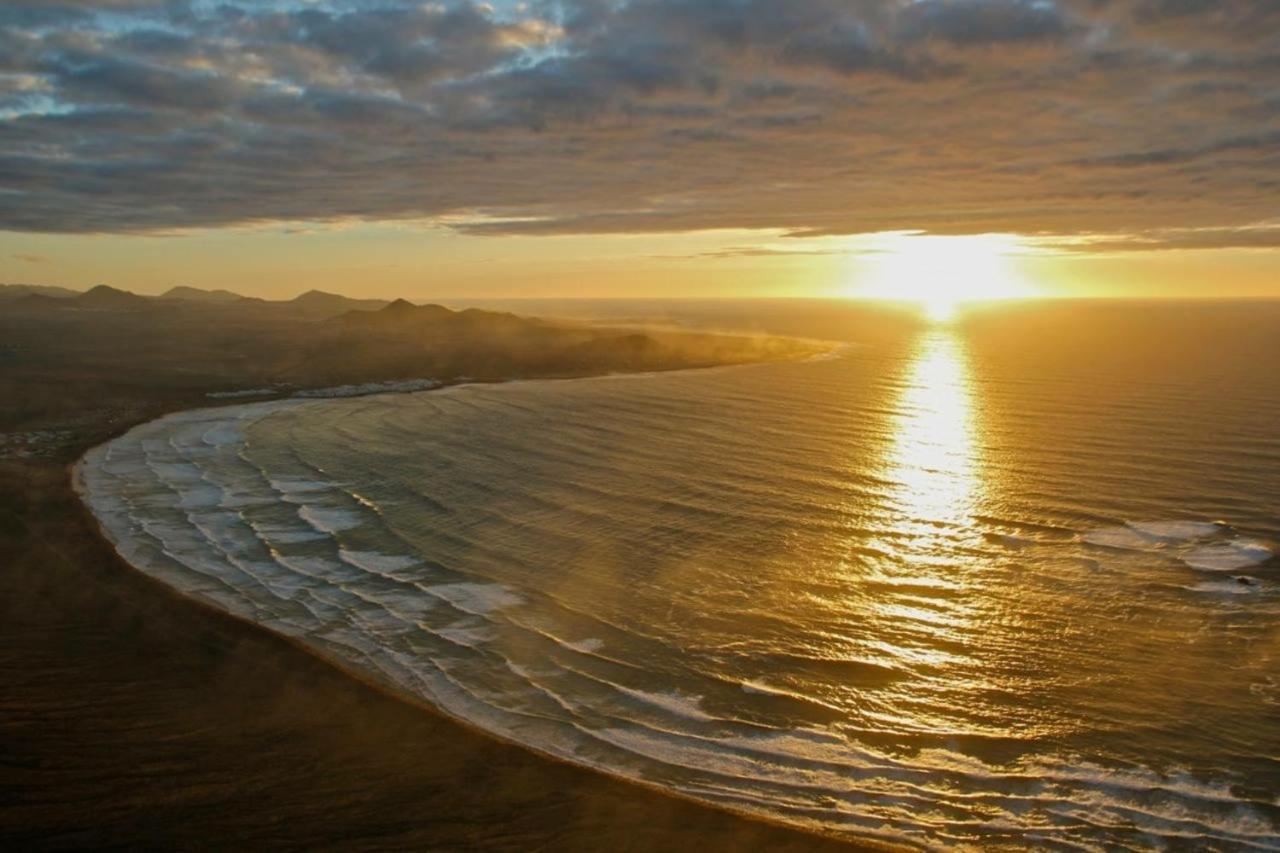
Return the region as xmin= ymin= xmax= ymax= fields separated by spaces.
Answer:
xmin=79 ymin=314 xmax=1280 ymax=850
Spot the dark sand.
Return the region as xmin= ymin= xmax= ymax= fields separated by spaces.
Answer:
xmin=0 ymin=424 xmax=872 ymax=851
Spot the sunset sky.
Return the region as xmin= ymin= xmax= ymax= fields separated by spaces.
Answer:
xmin=2 ymin=0 xmax=1278 ymax=300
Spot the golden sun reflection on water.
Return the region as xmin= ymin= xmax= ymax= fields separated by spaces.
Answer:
xmin=885 ymin=327 xmax=981 ymax=549
xmin=854 ymin=325 xmax=989 ymax=688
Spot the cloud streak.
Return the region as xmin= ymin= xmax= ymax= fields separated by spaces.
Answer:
xmin=0 ymin=0 xmax=1277 ymax=244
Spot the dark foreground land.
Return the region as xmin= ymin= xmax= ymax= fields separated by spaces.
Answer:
xmin=0 ymin=289 xmax=859 ymax=851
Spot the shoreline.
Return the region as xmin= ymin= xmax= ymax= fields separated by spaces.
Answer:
xmin=70 ymin=357 xmax=895 ymax=851
xmin=12 ymin=356 xmax=887 ymax=851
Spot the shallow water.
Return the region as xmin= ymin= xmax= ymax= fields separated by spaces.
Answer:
xmin=79 ymin=301 xmax=1280 ymax=850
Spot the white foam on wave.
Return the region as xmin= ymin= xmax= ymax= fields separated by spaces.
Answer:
xmin=252 ymin=523 xmax=328 ymax=544
xmin=176 ymin=483 xmax=225 ymax=509
xmin=1183 ymin=540 xmax=1274 ymax=572
xmin=743 ymin=726 xmax=849 ymax=751
xmin=247 ymin=562 xmax=317 ymax=602
xmin=340 ymin=549 xmax=421 ymax=574
xmin=588 ymin=724 xmax=859 ymax=796
xmin=271 ymin=477 xmax=332 ymax=496
xmin=348 ymin=605 xmax=420 ymax=638
xmin=1036 ymin=781 xmax=1280 ymax=844
xmin=294 ymin=378 xmax=441 ymax=399
xmin=1182 ymin=579 xmax=1262 ymax=596
xmin=201 ymin=422 xmax=244 ymax=446
xmin=275 ymin=553 xmax=345 ymax=581
xmin=1081 ymin=521 xmax=1276 ymax=591
xmin=739 ymin=679 xmax=846 ymax=713
xmin=146 ymin=459 xmax=205 ymax=485
xmin=740 ymin=682 xmax=785 ymax=700
xmin=218 ymin=493 xmax=278 ymax=510
xmin=348 ymin=491 xmax=386 ymax=513
xmin=1127 ymin=521 xmax=1223 ymax=541
xmin=1082 ymin=526 xmax=1156 ymax=551
xmin=370 ymin=590 xmax=439 ymax=623
xmin=1021 ymin=758 xmax=1261 ymax=808
xmin=435 ymin=624 xmax=498 ymax=648
xmin=987 ymin=532 xmax=1034 ymax=549
xmin=427 ymin=581 xmax=523 ymax=616
xmin=563 ymin=637 xmax=604 ymax=654
xmin=612 ymin=686 xmax=718 ymax=723
xmin=296 ymin=504 xmax=365 ymax=535
xmin=1083 ymin=520 xmax=1223 ymax=552
xmin=207 ymin=388 xmax=276 ymax=399
xmin=657 ymin=733 xmax=1280 ymax=843
xmin=186 ymin=508 xmax=251 ymax=551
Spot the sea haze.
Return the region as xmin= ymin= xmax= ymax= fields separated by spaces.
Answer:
xmin=78 ymin=301 xmax=1280 ymax=850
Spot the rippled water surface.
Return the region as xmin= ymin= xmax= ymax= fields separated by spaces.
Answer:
xmin=80 ymin=302 xmax=1280 ymax=849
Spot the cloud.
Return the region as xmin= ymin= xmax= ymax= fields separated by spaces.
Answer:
xmin=0 ymin=0 xmax=1277 ymax=245
xmin=1075 ymin=131 xmax=1280 ymax=167
xmin=896 ymin=0 xmax=1070 ymax=45
xmin=1049 ymin=224 xmax=1280 ymax=252
xmin=653 ymin=244 xmax=883 ymax=260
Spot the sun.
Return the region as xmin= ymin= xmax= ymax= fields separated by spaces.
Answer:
xmin=854 ymin=233 xmax=1037 ymax=321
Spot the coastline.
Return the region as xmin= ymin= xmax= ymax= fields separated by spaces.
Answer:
xmin=4 ymin=358 xmax=883 ymax=851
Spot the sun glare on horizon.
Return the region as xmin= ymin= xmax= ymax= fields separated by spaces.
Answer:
xmin=853 ymin=233 xmax=1039 ymax=321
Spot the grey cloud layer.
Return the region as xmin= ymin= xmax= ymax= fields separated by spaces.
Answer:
xmin=1 ymin=0 xmax=1277 ymax=248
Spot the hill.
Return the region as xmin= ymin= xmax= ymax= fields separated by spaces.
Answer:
xmin=0 ymin=284 xmax=79 ymax=300
xmin=0 ymin=291 xmax=825 ymax=435
xmin=160 ymin=286 xmax=246 ymax=303
xmin=288 ymin=290 xmax=390 ymax=318
xmin=287 ymin=300 xmax=801 ymax=385
xmin=76 ymin=285 xmax=151 ymax=310
xmin=330 ymin=300 xmax=501 ymax=331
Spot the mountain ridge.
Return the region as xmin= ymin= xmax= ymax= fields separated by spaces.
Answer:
xmin=160 ymin=286 xmax=246 ymax=303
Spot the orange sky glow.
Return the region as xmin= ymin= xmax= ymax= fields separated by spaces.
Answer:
xmin=4 ymin=1 xmax=1279 ymax=302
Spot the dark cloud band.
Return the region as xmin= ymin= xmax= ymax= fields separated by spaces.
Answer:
xmin=0 ymin=0 xmax=1276 ymax=244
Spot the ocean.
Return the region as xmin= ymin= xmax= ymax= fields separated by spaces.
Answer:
xmin=78 ymin=300 xmax=1280 ymax=850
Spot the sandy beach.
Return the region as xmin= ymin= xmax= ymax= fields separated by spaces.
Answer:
xmin=0 ymin=413 xmax=867 ymax=851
